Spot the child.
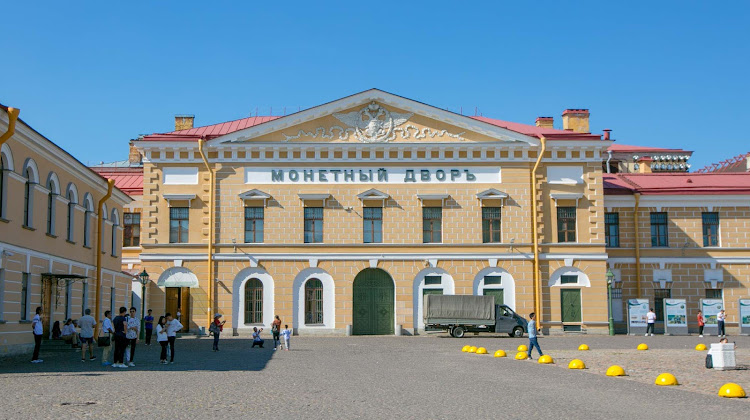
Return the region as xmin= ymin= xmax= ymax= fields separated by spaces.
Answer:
xmin=280 ymin=325 xmax=292 ymax=351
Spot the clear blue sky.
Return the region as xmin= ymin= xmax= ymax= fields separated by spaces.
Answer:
xmin=3 ymin=1 xmax=749 ymax=170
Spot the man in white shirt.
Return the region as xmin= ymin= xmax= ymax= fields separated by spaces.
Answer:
xmin=126 ymin=307 xmax=140 ymax=367
xmin=101 ymin=310 xmax=114 ymax=366
xmin=717 ymin=309 xmax=726 ymax=337
xmin=31 ymin=307 xmax=44 ymax=363
xmin=646 ymin=308 xmax=656 ymax=336
xmin=165 ymin=312 xmax=183 ymax=364
xmin=78 ymin=309 xmax=96 ymax=362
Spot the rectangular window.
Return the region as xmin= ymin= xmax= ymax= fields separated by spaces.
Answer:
xmin=650 ymin=212 xmax=668 ymax=247
xmin=424 ymin=275 xmax=442 ymax=286
xmin=169 ymin=207 xmax=189 ymax=243
xmin=304 ymin=207 xmax=324 ymax=243
xmin=21 ymin=273 xmax=29 ymax=321
xmin=605 ymin=212 xmax=620 ymax=247
xmin=705 ymin=289 xmax=722 ymax=299
xmin=483 ymin=275 xmax=502 ymax=285
xmin=560 ymin=275 xmax=578 ymax=284
xmin=557 ymin=207 xmax=576 ymax=243
xmin=654 ymin=288 xmax=671 ymax=321
xmin=363 ymin=207 xmax=383 ymax=244
xmin=422 ymin=207 xmax=442 ymax=243
xmin=123 ymin=212 xmax=141 ymax=247
xmin=702 ymin=212 xmax=719 ymax=247
xmin=244 ymin=207 xmax=264 ymax=243
xmin=482 ymin=207 xmax=502 ymax=243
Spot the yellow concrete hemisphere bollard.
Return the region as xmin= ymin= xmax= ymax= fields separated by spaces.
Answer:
xmin=606 ymin=365 xmax=626 ymax=376
xmin=578 ymin=344 xmax=589 ymax=351
xmin=517 ymin=345 xmax=528 ymax=352
xmin=476 ymin=347 xmax=488 ymax=354
xmin=515 ymin=351 xmax=528 ymax=360
xmin=462 ymin=345 xmax=471 ymax=352
xmin=655 ymin=373 xmax=678 ymax=386
xmin=568 ymin=359 xmax=586 ymax=369
xmin=494 ymin=350 xmax=507 ymax=358
xmin=637 ymin=343 xmax=649 ymax=351
xmin=718 ymin=383 xmax=746 ymax=398
xmin=695 ymin=343 xmax=707 ymax=351
xmin=468 ymin=346 xmax=477 ymax=353
xmin=538 ymin=355 xmax=554 ymax=364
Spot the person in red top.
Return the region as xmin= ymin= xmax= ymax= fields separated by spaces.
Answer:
xmin=697 ymin=310 xmax=705 ymax=337
xmin=210 ymin=314 xmax=225 ymax=352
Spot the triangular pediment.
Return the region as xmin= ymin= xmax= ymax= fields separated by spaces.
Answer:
xmin=357 ymin=188 xmax=390 ymax=200
xmin=206 ymin=89 xmax=539 ymax=147
xmin=477 ymin=188 xmax=509 ymax=200
xmin=238 ymin=189 xmax=271 ymax=200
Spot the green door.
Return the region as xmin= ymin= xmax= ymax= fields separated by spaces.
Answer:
xmin=483 ymin=289 xmax=504 ymax=305
xmin=561 ymin=289 xmax=582 ymax=323
xmin=353 ymin=269 xmax=395 ymax=335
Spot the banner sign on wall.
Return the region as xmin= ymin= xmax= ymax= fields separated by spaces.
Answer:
xmin=664 ymin=299 xmax=688 ymax=335
xmin=701 ymin=299 xmax=723 ymax=325
xmin=628 ymin=299 xmax=650 ymax=328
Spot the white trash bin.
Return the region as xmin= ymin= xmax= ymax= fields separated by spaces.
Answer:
xmin=708 ymin=343 xmax=736 ymax=370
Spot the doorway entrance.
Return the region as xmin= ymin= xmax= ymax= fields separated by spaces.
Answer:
xmin=561 ymin=288 xmax=582 ymax=331
xmin=165 ymin=287 xmax=190 ymax=332
xmin=352 ymin=268 xmax=394 ymax=335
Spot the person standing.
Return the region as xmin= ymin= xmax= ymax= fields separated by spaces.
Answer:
xmin=526 ymin=313 xmax=543 ymax=360
xmin=126 ymin=307 xmax=140 ymax=367
xmin=144 ymin=309 xmax=154 ymax=346
xmin=251 ymin=327 xmax=264 ymax=348
xmin=100 ymin=310 xmax=114 ymax=366
xmin=31 ymin=307 xmax=44 ymax=363
xmin=165 ymin=312 xmax=182 ymax=364
xmin=280 ymin=325 xmax=292 ymax=351
xmin=210 ymin=314 xmax=225 ymax=352
xmin=112 ymin=307 xmax=129 ymax=368
xmin=271 ymin=315 xmax=281 ymax=350
xmin=697 ymin=310 xmax=705 ymax=337
xmin=156 ymin=316 xmax=168 ymax=364
xmin=646 ymin=308 xmax=656 ymax=336
xmin=78 ymin=309 xmax=96 ymax=362
xmin=717 ymin=309 xmax=726 ymax=337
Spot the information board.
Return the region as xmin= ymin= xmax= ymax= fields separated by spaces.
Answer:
xmin=701 ymin=299 xmax=723 ymax=335
xmin=740 ymin=299 xmax=750 ymax=336
xmin=628 ymin=299 xmax=650 ymax=335
xmin=663 ymin=299 xmax=688 ymax=335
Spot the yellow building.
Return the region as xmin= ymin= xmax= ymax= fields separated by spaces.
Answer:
xmin=0 ymin=104 xmax=132 ymax=356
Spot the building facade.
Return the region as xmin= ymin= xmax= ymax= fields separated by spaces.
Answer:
xmin=0 ymin=105 xmax=132 ymax=356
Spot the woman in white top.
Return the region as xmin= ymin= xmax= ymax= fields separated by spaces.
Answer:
xmin=156 ymin=316 xmax=168 ymax=364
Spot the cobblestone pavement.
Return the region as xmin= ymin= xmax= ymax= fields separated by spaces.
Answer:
xmin=0 ymin=334 xmax=747 ymax=419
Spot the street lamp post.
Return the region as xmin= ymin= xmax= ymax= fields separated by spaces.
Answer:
xmin=606 ymin=269 xmax=615 ymax=336
xmin=138 ymin=269 xmax=149 ymax=340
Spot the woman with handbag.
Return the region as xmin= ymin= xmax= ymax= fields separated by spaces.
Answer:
xmin=156 ymin=316 xmax=168 ymax=364
xmin=99 ymin=310 xmax=114 ymax=366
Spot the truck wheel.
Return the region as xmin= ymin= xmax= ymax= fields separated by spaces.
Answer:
xmin=452 ymin=326 xmax=465 ymax=338
xmin=511 ymin=327 xmax=524 ymax=338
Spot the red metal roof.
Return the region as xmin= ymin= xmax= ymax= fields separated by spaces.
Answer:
xmin=696 ymin=152 xmax=750 ymax=173
xmin=89 ymin=167 xmax=143 ymax=196
xmin=603 ymin=173 xmax=750 ymax=195
xmin=607 ymin=144 xmax=692 ymax=154
xmin=470 ymin=116 xmax=602 ymax=140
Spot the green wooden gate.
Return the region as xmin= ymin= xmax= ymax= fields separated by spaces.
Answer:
xmin=561 ymin=289 xmax=582 ymax=323
xmin=352 ymin=269 xmax=395 ymax=335
xmin=483 ymin=289 xmax=504 ymax=305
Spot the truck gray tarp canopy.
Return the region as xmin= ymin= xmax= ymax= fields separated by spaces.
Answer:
xmin=423 ymin=295 xmax=495 ymax=323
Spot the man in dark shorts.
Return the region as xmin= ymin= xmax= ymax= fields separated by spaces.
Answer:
xmin=78 ymin=308 xmax=97 ymax=362
xmin=112 ymin=307 xmax=129 ymax=368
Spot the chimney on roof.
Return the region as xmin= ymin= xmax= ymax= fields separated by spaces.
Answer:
xmin=128 ymin=141 xmax=142 ymax=164
xmin=562 ymin=109 xmax=590 ymax=133
xmin=535 ymin=117 xmax=554 ymax=129
xmin=174 ymin=114 xmax=195 ymax=131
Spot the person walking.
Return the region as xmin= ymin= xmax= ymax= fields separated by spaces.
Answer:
xmin=144 ymin=309 xmax=154 ymax=346
xmin=251 ymin=327 xmax=264 ymax=348
xmin=112 ymin=307 xmax=129 ymax=368
xmin=165 ymin=312 xmax=182 ymax=364
xmin=526 ymin=313 xmax=543 ymax=360
xmin=697 ymin=310 xmax=705 ymax=337
xmin=280 ymin=325 xmax=292 ymax=351
xmin=210 ymin=314 xmax=225 ymax=352
xmin=100 ymin=310 xmax=114 ymax=366
xmin=271 ymin=315 xmax=281 ymax=350
xmin=717 ymin=309 xmax=726 ymax=337
xmin=156 ymin=316 xmax=168 ymax=364
xmin=126 ymin=307 xmax=140 ymax=367
xmin=31 ymin=307 xmax=44 ymax=363
xmin=646 ymin=308 xmax=656 ymax=336
xmin=78 ymin=309 xmax=96 ymax=362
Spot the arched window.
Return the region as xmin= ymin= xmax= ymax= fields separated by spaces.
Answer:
xmin=46 ymin=176 xmax=59 ymax=236
xmin=66 ymin=189 xmax=76 ymax=242
xmin=0 ymin=153 xmax=6 ymax=219
xmin=23 ymin=167 xmax=35 ymax=227
xmin=111 ymin=209 xmax=119 ymax=256
xmin=305 ymin=278 xmax=324 ymax=325
xmin=244 ymin=278 xmax=263 ymax=324
xmin=83 ymin=194 xmax=93 ymax=248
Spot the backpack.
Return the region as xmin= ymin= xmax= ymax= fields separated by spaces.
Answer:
xmin=209 ymin=322 xmax=218 ymax=334
xmin=705 ymin=354 xmax=713 ymax=369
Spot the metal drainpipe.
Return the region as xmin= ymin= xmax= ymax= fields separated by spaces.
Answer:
xmin=198 ymin=139 xmax=214 ymax=331
xmin=531 ymin=136 xmax=546 ymax=330
xmin=94 ymin=179 xmax=114 ymax=337
xmin=634 ymin=192 xmax=642 ymax=298
xmin=0 ymin=107 xmax=20 ymax=146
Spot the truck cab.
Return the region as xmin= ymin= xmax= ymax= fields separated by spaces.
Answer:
xmin=494 ymin=305 xmax=528 ymax=338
